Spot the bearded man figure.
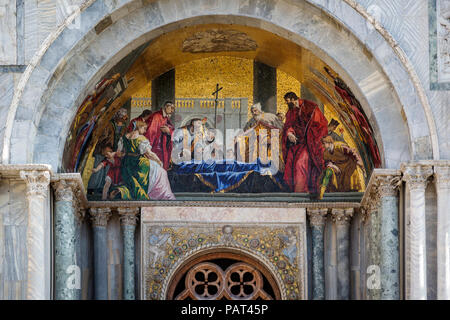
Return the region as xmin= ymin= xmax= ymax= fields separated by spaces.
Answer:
xmin=282 ymin=92 xmax=328 ymax=194
xmin=243 ymin=102 xmax=284 ymax=131
xmin=144 ymin=101 xmax=175 ymax=170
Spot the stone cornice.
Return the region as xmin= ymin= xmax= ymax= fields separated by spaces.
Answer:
xmin=87 ymin=201 xmax=361 ymax=209
xmin=0 ymin=164 xmax=52 ymax=179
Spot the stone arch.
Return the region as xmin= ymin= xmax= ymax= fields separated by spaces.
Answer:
xmin=3 ymin=0 xmax=438 ymax=171
xmin=161 ymin=246 xmax=287 ymax=300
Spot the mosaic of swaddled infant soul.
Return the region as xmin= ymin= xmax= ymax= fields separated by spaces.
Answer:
xmin=62 ymin=32 xmax=381 ymax=201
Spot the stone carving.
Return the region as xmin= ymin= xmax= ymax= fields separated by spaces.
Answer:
xmin=375 ymin=175 xmax=402 ymax=198
xmin=143 ymin=224 xmax=305 ymax=300
xmin=402 ymin=164 xmax=433 ymax=191
xmin=52 ymin=180 xmax=76 ymax=202
xmin=307 ymin=208 xmax=328 ymax=226
xmin=437 ymin=0 xmax=450 ymax=82
xmin=182 ymin=29 xmax=258 ymax=53
xmin=331 ymin=208 xmax=354 ymax=225
xmin=434 ymin=165 xmax=450 ymax=188
xmin=20 ymin=170 xmax=51 ymax=199
xmin=89 ymin=208 xmax=112 ymax=227
xmin=118 ymin=207 xmax=140 ymax=226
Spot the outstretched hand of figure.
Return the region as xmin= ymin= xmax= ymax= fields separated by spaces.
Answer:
xmin=288 ymin=133 xmax=297 ymax=144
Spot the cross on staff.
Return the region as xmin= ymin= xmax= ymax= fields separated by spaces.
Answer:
xmin=212 ymin=83 xmax=223 ymax=128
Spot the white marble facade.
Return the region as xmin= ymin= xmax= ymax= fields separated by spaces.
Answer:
xmin=0 ymin=0 xmax=448 ymax=300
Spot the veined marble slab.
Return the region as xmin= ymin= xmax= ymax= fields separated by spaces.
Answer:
xmin=0 ymin=0 xmax=17 ymax=65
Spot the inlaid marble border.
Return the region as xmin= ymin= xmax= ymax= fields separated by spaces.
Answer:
xmin=429 ymin=0 xmax=450 ymax=90
xmin=141 ymin=206 xmax=308 ymax=300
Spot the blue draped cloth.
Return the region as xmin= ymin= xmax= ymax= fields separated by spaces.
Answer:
xmin=173 ymin=159 xmax=283 ymax=192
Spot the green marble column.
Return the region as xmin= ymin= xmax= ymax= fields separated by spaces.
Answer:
xmin=307 ymin=208 xmax=328 ymax=300
xmin=53 ymin=180 xmax=79 ymax=300
xmin=376 ymin=175 xmax=401 ymax=300
xmin=118 ymin=207 xmax=139 ymax=300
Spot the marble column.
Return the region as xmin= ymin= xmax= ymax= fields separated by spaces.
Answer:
xmin=434 ymin=165 xmax=450 ymax=299
xmin=360 ymin=209 xmax=371 ymax=300
xmin=367 ymin=188 xmax=381 ymax=300
xmin=402 ymin=164 xmax=433 ymax=300
xmin=90 ymin=208 xmax=112 ymax=300
xmin=52 ymin=180 xmax=80 ymax=300
xmin=332 ymin=208 xmax=353 ymax=300
xmin=375 ymin=175 xmax=401 ymax=300
xmin=307 ymin=208 xmax=327 ymax=300
xmin=118 ymin=207 xmax=139 ymax=300
xmin=20 ymin=170 xmax=51 ymax=300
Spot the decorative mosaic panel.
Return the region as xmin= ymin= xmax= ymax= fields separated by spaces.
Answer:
xmin=142 ymin=223 xmax=307 ymax=300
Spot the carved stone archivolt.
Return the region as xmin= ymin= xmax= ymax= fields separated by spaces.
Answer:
xmin=20 ymin=170 xmax=51 ymax=199
xmin=143 ymin=223 xmax=306 ymax=300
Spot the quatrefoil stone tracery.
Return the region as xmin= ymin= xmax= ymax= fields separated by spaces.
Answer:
xmin=176 ymin=262 xmax=272 ymax=300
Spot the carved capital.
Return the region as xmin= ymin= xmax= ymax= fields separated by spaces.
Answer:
xmin=307 ymin=208 xmax=328 ymax=226
xmin=90 ymin=208 xmax=112 ymax=227
xmin=360 ymin=208 xmax=370 ymax=225
xmin=75 ymin=207 xmax=86 ymax=225
xmin=402 ymin=164 xmax=433 ymax=191
xmin=118 ymin=207 xmax=140 ymax=226
xmin=365 ymin=187 xmax=380 ymax=212
xmin=375 ymin=175 xmax=401 ymax=198
xmin=331 ymin=208 xmax=353 ymax=225
xmin=52 ymin=180 xmax=77 ymax=202
xmin=20 ymin=170 xmax=51 ymax=199
xmin=434 ymin=166 xmax=450 ymax=189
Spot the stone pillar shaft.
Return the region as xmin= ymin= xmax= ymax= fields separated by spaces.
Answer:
xmin=403 ymin=164 xmax=433 ymax=300
xmin=53 ymin=180 xmax=79 ymax=300
xmin=435 ymin=165 xmax=450 ymax=300
xmin=307 ymin=209 xmax=327 ymax=300
xmin=118 ymin=208 xmax=139 ymax=300
xmin=376 ymin=175 xmax=401 ymax=300
xmin=332 ymin=208 xmax=353 ymax=300
xmin=20 ymin=170 xmax=51 ymax=300
xmin=90 ymin=208 xmax=111 ymax=300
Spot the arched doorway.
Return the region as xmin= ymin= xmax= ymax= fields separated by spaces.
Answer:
xmin=167 ymin=251 xmax=281 ymax=300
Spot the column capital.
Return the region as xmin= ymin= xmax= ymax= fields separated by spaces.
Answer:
xmin=90 ymin=208 xmax=112 ymax=227
xmin=360 ymin=208 xmax=370 ymax=225
xmin=434 ymin=165 xmax=450 ymax=189
xmin=20 ymin=170 xmax=51 ymax=199
xmin=307 ymin=208 xmax=328 ymax=226
xmin=118 ymin=207 xmax=140 ymax=226
xmin=402 ymin=164 xmax=433 ymax=191
xmin=52 ymin=179 xmax=77 ymax=202
xmin=331 ymin=208 xmax=354 ymax=225
xmin=375 ymin=175 xmax=402 ymax=198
